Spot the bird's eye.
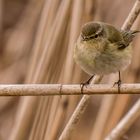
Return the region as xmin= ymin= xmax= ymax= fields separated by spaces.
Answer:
xmin=94 ymin=34 xmax=98 ymax=38
xmin=89 ymin=36 xmax=94 ymax=39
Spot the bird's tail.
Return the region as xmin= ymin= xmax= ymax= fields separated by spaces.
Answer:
xmin=121 ymin=30 xmax=140 ymax=46
xmin=131 ymin=30 xmax=140 ymax=35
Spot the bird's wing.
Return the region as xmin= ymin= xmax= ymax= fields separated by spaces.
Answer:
xmin=102 ymin=23 xmax=139 ymax=50
xmin=103 ymin=25 xmax=127 ymax=50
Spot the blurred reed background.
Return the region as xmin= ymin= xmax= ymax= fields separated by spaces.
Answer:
xmin=0 ymin=0 xmax=140 ymax=140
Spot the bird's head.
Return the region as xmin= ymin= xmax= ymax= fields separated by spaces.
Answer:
xmin=81 ymin=22 xmax=103 ymax=41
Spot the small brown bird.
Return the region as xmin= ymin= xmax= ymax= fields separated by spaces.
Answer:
xmin=74 ymin=22 xmax=139 ymax=91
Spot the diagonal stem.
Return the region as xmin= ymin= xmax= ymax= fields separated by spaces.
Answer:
xmin=58 ymin=0 xmax=140 ymax=140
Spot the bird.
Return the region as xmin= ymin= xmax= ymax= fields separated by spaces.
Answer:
xmin=73 ymin=21 xmax=139 ymax=92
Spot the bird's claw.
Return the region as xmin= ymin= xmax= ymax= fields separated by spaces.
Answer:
xmin=113 ymin=79 xmax=121 ymax=93
xmin=80 ymin=75 xmax=94 ymax=94
xmin=80 ymin=82 xmax=90 ymax=94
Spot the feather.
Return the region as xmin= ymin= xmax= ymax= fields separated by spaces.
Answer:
xmin=121 ymin=30 xmax=140 ymax=46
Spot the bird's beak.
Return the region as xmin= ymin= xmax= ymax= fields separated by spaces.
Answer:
xmin=81 ymin=34 xmax=88 ymax=41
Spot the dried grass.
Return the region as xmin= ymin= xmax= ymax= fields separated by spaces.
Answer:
xmin=0 ymin=0 xmax=140 ymax=140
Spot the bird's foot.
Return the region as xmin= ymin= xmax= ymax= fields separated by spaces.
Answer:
xmin=113 ymin=79 xmax=121 ymax=93
xmin=80 ymin=75 xmax=94 ymax=94
xmin=80 ymin=82 xmax=89 ymax=94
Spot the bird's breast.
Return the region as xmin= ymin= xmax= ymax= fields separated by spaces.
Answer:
xmin=74 ymin=40 xmax=132 ymax=75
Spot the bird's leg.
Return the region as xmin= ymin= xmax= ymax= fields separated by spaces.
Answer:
xmin=80 ymin=75 xmax=94 ymax=94
xmin=113 ymin=71 xmax=121 ymax=93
